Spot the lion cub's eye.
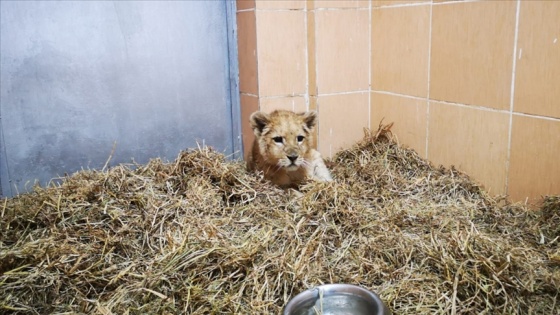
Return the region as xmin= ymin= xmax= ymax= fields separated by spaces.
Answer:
xmin=272 ymin=136 xmax=283 ymax=144
xmin=297 ymin=135 xmax=305 ymax=142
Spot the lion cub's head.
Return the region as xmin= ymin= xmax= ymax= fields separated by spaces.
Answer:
xmin=250 ymin=110 xmax=317 ymax=171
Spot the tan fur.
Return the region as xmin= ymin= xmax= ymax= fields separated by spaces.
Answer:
xmin=247 ymin=110 xmax=332 ymax=188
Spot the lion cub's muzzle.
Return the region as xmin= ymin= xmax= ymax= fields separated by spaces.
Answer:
xmin=282 ymin=150 xmax=302 ymax=170
xmin=287 ymin=155 xmax=298 ymax=164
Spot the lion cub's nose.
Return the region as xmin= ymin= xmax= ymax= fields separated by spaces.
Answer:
xmin=287 ymin=155 xmax=298 ymax=163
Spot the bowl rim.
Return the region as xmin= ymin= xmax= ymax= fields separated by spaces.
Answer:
xmin=283 ymin=283 xmax=391 ymax=315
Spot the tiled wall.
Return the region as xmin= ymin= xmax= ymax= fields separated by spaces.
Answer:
xmin=236 ymin=0 xmax=560 ymax=205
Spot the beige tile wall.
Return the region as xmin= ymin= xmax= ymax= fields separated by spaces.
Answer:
xmin=318 ymin=93 xmax=370 ymax=158
xmin=315 ymin=9 xmax=370 ymax=94
xmin=236 ymin=0 xmax=560 ymax=206
xmin=256 ymin=10 xmax=307 ymax=97
xmin=372 ymin=4 xmax=430 ymax=98
xmin=430 ymin=1 xmax=516 ymax=110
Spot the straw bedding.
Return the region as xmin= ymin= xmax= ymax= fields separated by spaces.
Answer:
xmin=1 ymin=125 xmax=559 ymax=314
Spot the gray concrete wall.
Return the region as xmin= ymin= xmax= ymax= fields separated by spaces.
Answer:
xmin=0 ymin=1 xmax=240 ymax=196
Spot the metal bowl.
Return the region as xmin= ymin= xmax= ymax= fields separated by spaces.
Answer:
xmin=283 ymin=284 xmax=391 ymax=315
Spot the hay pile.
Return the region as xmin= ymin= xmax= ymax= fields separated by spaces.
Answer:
xmin=1 ymin=125 xmax=559 ymax=314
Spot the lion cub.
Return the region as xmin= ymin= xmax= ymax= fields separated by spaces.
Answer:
xmin=247 ymin=110 xmax=332 ymax=188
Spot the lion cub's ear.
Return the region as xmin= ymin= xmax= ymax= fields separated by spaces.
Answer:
xmin=249 ymin=111 xmax=270 ymax=137
xmin=299 ymin=111 xmax=318 ymax=130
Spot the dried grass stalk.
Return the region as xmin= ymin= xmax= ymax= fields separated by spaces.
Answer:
xmin=1 ymin=124 xmax=558 ymax=314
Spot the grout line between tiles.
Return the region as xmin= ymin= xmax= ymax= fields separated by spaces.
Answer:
xmin=253 ymin=7 xmax=372 ymax=13
xmin=374 ymin=90 xmax=511 ymax=114
xmin=430 ymin=100 xmax=510 ymax=114
xmin=313 ymin=5 xmax=319 ymax=100
xmin=371 ymin=90 xmax=560 ymax=122
xmin=317 ymin=90 xmax=371 ymax=97
xmin=425 ymin=2 xmax=433 ymax=160
xmin=254 ymin=8 xmax=306 ymax=12
xmin=304 ymin=2 xmax=310 ymax=112
xmin=236 ymin=8 xmax=255 ymax=13
xmin=240 ymin=92 xmax=258 ymax=98
xmin=368 ymin=0 xmax=372 ymax=130
xmin=505 ymin=0 xmax=521 ymax=197
xmin=512 ymin=112 xmax=560 ymax=123
xmin=258 ymin=94 xmax=307 ymax=99
xmin=372 ymin=2 xmax=433 ymax=10
xmin=431 ymin=0 xmax=480 ymax=6
xmin=254 ymin=7 xmax=261 ymax=110
xmin=372 ymin=90 xmax=426 ymax=101
xmin=313 ymin=7 xmax=371 ymax=12
xmin=312 ymin=1 xmax=322 ymax=153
